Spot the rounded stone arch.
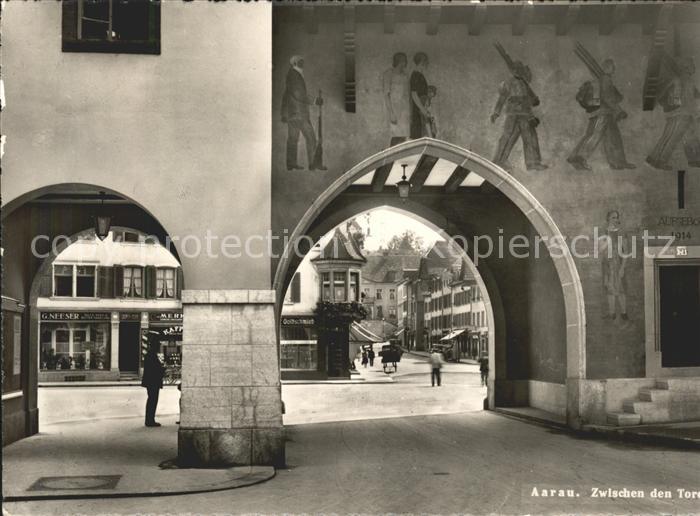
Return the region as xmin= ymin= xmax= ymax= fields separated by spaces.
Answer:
xmin=273 ymin=138 xmax=587 ymax=420
xmin=276 ymin=200 xmax=506 ymax=390
xmin=1 ymin=182 xmax=184 ymax=264
xmin=2 ymin=183 xmax=187 ymax=441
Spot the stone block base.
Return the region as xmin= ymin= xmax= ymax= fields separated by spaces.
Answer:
xmin=178 ymin=427 xmax=285 ymax=468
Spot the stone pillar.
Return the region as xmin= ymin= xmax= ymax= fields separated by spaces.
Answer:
xmin=178 ymin=289 xmax=284 ymax=467
xmin=110 ymin=312 xmax=119 ymax=372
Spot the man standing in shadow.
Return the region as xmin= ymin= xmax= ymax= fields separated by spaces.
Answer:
xmin=142 ymin=335 xmax=165 ymax=427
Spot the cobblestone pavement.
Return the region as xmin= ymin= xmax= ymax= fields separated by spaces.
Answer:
xmin=4 ymin=359 xmax=698 ymax=515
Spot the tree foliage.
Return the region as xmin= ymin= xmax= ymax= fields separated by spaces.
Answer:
xmin=384 ymin=230 xmax=425 ymax=254
xmin=314 ymin=301 xmax=368 ymax=330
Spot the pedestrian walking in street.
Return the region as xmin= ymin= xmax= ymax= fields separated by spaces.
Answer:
xmin=429 ymin=349 xmax=444 ymax=387
xmin=368 ymin=347 xmax=375 ymax=367
xmin=479 ymin=356 xmax=489 ymax=387
xmin=361 ymin=350 xmax=368 ymax=368
xmin=142 ymin=341 xmax=165 ymax=427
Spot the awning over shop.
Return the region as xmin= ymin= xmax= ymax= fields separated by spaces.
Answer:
xmin=440 ymin=329 xmax=466 ymax=341
xmin=349 ymin=322 xmax=384 ymax=344
xmin=392 ymin=328 xmax=405 ymax=338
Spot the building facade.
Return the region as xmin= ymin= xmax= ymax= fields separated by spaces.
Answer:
xmin=36 ymin=230 xmax=183 ymax=382
xmin=280 ymin=228 xmax=365 ymax=379
xmin=3 ymin=1 xmax=700 ymax=464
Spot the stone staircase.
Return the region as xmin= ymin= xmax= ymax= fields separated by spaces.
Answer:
xmin=607 ymin=378 xmax=700 ymax=426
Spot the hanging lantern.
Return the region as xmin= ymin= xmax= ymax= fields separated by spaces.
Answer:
xmin=396 ymin=163 xmax=410 ymax=200
xmin=94 ymin=191 xmax=111 ymax=241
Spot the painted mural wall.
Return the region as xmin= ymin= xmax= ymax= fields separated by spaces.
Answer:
xmin=272 ymin=8 xmax=700 ymax=380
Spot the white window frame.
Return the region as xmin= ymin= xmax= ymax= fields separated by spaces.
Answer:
xmin=52 ymin=262 xmax=98 ymax=299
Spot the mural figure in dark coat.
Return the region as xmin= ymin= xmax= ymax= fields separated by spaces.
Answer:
xmin=491 ymin=43 xmax=547 ymax=171
xmin=281 ymin=55 xmax=326 ymax=171
xmin=568 ymin=46 xmax=636 ymax=171
xmin=647 ymin=56 xmax=700 ymax=171
xmin=410 ymin=52 xmax=431 ymax=139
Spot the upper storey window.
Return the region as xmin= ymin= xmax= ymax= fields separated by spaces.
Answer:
xmin=62 ymin=0 xmax=161 ymax=55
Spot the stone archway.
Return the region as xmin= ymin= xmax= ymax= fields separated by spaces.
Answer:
xmin=274 ymin=138 xmax=586 ymax=426
xmin=1 ymin=184 xmax=184 ymax=444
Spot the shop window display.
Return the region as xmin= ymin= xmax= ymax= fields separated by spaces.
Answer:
xmin=280 ymin=325 xmax=318 ymax=370
xmin=40 ymin=323 xmax=110 ymax=371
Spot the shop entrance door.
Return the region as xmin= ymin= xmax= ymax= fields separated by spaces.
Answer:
xmin=118 ymin=321 xmax=141 ymax=373
xmin=659 ymin=265 xmax=700 ymax=368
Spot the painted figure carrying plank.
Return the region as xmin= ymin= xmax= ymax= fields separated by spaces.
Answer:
xmin=490 ymin=43 xmax=547 ymax=171
xmin=568 ymin=43 xmax=636 ymax=171
xmin=646 ymin=55 xmax=700 ymax=171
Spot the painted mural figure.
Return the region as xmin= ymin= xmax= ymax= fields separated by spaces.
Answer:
xmin=491 ymin=43 xmax=547 ymax=171
xmin=410 ymin=52 xmax=431 ymax=139
xmin=646 ymin=56 xmax=700 ymax=171
xmin=599 ymin=210 xmax=629 ymax=321
xmin=568 ymin=47 xmax=636 ymax=171
xmin=382 ymin=52 xmax=410 ymax=146
xmin=281 ymin=55 xmax=326 ymax=171
xmin=420 ymin=85 xmax=439 ymax=138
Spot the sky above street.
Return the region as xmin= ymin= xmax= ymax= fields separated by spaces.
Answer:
xmin=353 ymin=208 xmax=444 ymax=252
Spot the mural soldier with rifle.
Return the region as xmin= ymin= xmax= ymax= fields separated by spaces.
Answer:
xmin=646 ymin=54 xmax=700 ymax=171
xmin=490 ymin=42 xmax=548 ymax=171
xmin=568 ymin=43 xmax=636 ymax=171
xmin=281 ymin=55 xmax=327 ymax=171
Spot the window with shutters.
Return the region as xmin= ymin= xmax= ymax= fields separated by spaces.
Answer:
xmin=62 ymin=0 xmax=161 ymax=55
xmin=123 ymin=266 xmax=144 ymax=297
xmin=156 ymin=268 xmax=175 ymax=299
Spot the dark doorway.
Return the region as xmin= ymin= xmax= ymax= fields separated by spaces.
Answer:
xmin=119 ymin=322 xmax=141 ymax=373
xmin=659 ymin=264 xmax=700 ymax=368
